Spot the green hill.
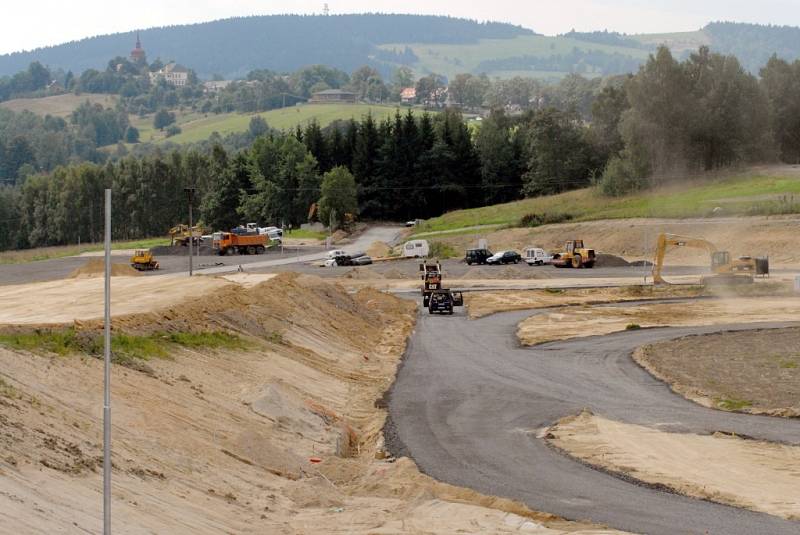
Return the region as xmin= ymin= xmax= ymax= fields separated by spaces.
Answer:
xmin=131 ymin=103 xmax=427 ymax=144
xmin=1 ymin=16 xmax=798 ymax=81
xmin=415 ymin=167 xmax=800 ymax=235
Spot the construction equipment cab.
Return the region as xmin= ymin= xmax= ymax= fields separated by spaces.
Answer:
xmin=552 ymin=240 xmax=595 ymax=268
xmin=420 ymin=260 xmax=442 ymax=307
xmin=651 ymin=233 xmax=768 ymax=285
xmin=130 ymin=249 xmax=159 ymax=271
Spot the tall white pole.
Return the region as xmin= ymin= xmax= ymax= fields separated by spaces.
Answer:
xmin=103 ymin=188 xmax=111 ymax=535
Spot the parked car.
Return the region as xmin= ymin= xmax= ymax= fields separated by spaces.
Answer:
xmin=327 ymin=249 xmax=348 ymax=259
xmin=465 ymin=248 xmax=493 ymax=265
xmin=486 ymin=250 xmax=522 ymax=265
xmin=524 ymin=247 xmax=553 ymax=266
xmin=351 ymin=255 xmax=373 ymax=266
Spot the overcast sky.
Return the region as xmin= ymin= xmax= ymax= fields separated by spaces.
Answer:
xmin=2 ymin=0 xmax=798 ymax=55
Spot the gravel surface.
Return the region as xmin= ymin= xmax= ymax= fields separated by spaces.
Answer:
xmin=387 ymin=304 xmax=800 ymax=534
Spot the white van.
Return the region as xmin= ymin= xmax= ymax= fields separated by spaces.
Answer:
xmin=524 ymin=247 xmax=552 ymax=266
xmin=403 ymin=239 xmax=430 ymax=258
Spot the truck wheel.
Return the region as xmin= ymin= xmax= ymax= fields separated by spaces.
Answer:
xmin=256 ymin=246 xmax=265 ymax=254
xmin=246 ymin=246 xmax=255 ymax=255
xmin=584 ymin=261 xmax=595 ymax=269
xmin=572 ymin=254 xmax=582 ymax=268
xmin=466 ymin=260 xmax=472 ymax=265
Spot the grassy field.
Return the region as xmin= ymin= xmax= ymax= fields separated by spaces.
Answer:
xmin=415 ymin=167 xmax=800 ymax=234
xmin=0 ymin=237 xmax=170 ymax=265
xmin=283 ymin=228 xmax=327 ymax=240
xmin=380 ymin=35 xmax=652 ymax=79
xmin=631 ymin=29 xmax=710 ymax=53
xmin=0 ymin=93 xmax=117 ymax=117
xmin=132 ymin=103 xmax=423 ymax=145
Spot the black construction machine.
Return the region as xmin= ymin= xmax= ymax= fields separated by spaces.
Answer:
xmin=420 ymin=260 xmax=463 ymax=315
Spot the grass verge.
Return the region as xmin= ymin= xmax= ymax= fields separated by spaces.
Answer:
xmin=0 ymin=328 xmax=251 ymax=373
xmin=416 ymin=169 xmax=800 ymax=234
xmin=0 ymin=237 xmax=171 ymax=265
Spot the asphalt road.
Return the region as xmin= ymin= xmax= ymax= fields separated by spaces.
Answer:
xmin=388 ymin=305 xmax=800 ymax=535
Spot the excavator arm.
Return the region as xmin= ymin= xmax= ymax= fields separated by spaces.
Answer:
xmin=652 ymin=233 xmax=717 ymax=284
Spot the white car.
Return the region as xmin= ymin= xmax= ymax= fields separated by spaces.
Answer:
xmin=327 ymin=249 xmax=347 ymax=259
xmin=524 ymin=247 xmax=553 ymax=266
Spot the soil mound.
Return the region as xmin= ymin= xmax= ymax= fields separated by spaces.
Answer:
xmin=331 ymin=230 xmax=348 ymax=244
xmin=343 ymin=267 xmax=384 ymax=280
xmin=594 ymin=253 xmax=630 ymax=267
xmin=68 ymin=258 xmax=141 ymax=278
xmin=366 ymin=241 xmax=392 ymax=258
xmin=382 ymin=268 xmax=413 ymax=279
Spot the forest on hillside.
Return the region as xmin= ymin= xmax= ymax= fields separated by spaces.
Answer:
xmin=2 ymin=45 xmax=800 ymax=252
xmin=0 ymin=14 xmax=532 ymax=78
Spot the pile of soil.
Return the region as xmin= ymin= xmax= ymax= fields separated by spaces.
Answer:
xmin=594 ymin=253 xmax=630 ymax=267
xmin=342 ymin=267 xmax=384 ymax=280
xmin=331 ymin=230 xmax=349 ymax=244
xmin=382 ymin=268 xmax=413 ymax=280
xmin=366 ymin=241 xmax=392 ymax=258
xmin=68 ymin=258 xmax=141 ymax=278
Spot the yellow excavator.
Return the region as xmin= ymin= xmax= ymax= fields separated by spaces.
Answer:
xmin=169 ymin=224 xmax=203 ymax=246
xmin=652 ymin=233 xmax=767 ymax=285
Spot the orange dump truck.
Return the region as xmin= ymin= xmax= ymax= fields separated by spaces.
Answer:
xmin=212 ymin=231 xmax=267 ymax=255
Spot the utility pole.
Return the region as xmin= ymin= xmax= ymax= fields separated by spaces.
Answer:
xmin=103 ymin=188 xmax=112 ymax=535
xmin=184 ymin=187 xmax=196 ymax=276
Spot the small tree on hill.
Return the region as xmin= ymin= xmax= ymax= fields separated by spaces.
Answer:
xmin=318 ymin=166 xmax=358 ymax=230
xmin=153 ymin=108 xmax=176 ymax=130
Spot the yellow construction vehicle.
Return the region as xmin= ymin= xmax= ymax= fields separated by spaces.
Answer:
xmin=130 ymin=249 xmax=159 ymax=271
xmin=651 ymin=233 xmax=768 ymax=285
xmin=169 ymin=224 xmax=203 ymax=246
xmin=551 ymin=240 xmax=596 ymax=268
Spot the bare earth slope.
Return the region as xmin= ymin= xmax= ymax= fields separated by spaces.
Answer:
xmin=0 ymin=273 xmax=617 ymax=533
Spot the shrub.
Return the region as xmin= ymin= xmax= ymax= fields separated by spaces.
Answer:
xmin=428 ymin=241 xmax=458 ymax=258
xmin=600 ymin=155 xmax=647 ymax=196
xmin=165 ymin=125 xmax=182 ymax=137
xmin=518 ymin=212 xmax=573 ymax=228
xmin=625 ymin=323 xmax=642 ymax=330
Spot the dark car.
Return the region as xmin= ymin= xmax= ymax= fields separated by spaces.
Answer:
xmin=428 ymin=289 xmax=463 ymax=315
xmin=486 ymin=250 xmax=522 ymax=265
xmin=465 ymin=248 xmax=493 ymax=265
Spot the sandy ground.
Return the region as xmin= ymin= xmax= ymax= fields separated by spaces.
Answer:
xmin=547 ymin=412 xmax=800 ymax=521
xmin=517 ymin=296 xmax=800 ymax=346
xmin=0 ymin=274 xmax=241 ymax=325
xmin=435 ymin=215 xmax=800 ymax=268
xmin=0 ymin=273 xmax=621 ymax=534
xmin=635 ymin=327 xmax=800 ymax=417
xmin=464 ymin=286 xmax=705 ymax=319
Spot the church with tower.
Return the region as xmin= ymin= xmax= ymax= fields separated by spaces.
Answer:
xmin=129 ymin=32 xmax=146 ymax=64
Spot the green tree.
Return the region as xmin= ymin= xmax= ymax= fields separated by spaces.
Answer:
xmin=318 ymin=166 xmax=358 ymax=229
xmin=153 ymin=108 xmax=176 ymax=130
xmin=124 ymin=126 xmax=140 ymax=143
xmin=760 ymin=55 xmax=800 ymax=163
xmin=474 ymin=109 xmax=523 ymax=205
xmin=522 ymin=108 xmax=592 ymax=197
xmin=200 ymin=147 xmax=249 ymax=231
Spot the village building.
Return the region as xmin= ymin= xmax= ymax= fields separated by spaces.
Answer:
xmin=400 ymin=87 xmax=417 ymax=104
xmin=309 ymin=89 xmax=357 ymax=104
xmin=150 ymin=62 xmax=190 ymax=87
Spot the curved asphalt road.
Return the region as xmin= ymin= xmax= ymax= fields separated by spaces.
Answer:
xmin=388 ymin=305 xmax=800 ymax=535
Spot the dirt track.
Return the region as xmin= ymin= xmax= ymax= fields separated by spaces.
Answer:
xmin=548 ymin=412 xmax=800 ymax=520
xmin=0 ymin=274 xmax=621 ymax=534
xmin=387 ymin=307 xmax=800 ymax=535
